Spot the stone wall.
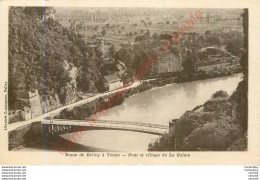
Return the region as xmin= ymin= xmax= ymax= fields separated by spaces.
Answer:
xmin=8 ymin=124 xmax=32 ymax=150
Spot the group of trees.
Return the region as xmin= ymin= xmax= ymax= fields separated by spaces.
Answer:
xmin=203 ymin=30 xmax=243 ymax=56
xmin=225 ymin=38 xmax=243 ymax=56
xmin=182 ymin=50 xmax=197 ymax=79
xmin=9 ymin=7 xmax=100 ymax=107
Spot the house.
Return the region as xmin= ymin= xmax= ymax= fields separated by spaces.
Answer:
xmin=102 ymin=74 xmax=123 ymax=91
xmin=101 ymin=60 xmax=126 ymax=78
xmin=151 ymin=50 xmax=183 ymax=74
xmin=8 ymin=106 xmax=32 ymax=124
xmin=16 ymin=89 xmax=42 ymax=118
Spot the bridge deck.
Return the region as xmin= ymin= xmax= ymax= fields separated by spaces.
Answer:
xmin=44 ymin=119 xmax=168 ymax=135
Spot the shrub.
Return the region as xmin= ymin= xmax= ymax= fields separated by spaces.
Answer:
xmin=212 ymin=90 xmax=229 ymax=99
xmin=181 ymin=120 xmax=241 ymax=151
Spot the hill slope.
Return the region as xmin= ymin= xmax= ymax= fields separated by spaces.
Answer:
xmin=8 ymin=7 xmax=101 ymax=110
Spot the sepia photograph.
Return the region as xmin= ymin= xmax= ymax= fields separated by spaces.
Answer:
xmin=6 ymin=6 xmax=249 ymax=154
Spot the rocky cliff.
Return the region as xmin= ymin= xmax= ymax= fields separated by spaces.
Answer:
xmin=8 ymin=7 xmax=101 ymax=112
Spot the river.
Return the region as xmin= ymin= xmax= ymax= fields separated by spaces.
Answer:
xmin=59 ymin=74 xmax=243 ymax=152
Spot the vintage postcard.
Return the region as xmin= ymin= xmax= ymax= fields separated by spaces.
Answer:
xmin=0 ymin=0 xmax=259 ymax=165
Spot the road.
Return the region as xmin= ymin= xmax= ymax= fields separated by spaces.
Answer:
xmin=8 ymin=81 xmax=141 ymax=132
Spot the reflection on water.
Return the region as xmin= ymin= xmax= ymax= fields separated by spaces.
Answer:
xmin=61 ymin=130 xmax=158 ymax=152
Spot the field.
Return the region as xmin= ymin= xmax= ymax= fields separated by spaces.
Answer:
xmin=56 ymin=8 xmax=243 ymax=46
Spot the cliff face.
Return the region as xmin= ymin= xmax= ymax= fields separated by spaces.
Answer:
xmin=40 ymin=94 xmax=61 ymax=112
xmin=8 ymin=7 xmax=100 ymax=111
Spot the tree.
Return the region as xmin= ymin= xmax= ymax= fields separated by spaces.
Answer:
xmin=94 ymin=25 xmax=99 ymax=31
xmin=108 ymin=45 xmax=116 ymax=58
xmin=76 ymin=72 xmax=92 ymax=92
xmin=159 ymin=33 xmax=172 ymax=40
xmin=225 ymin=38 xmax=243 ymax=56
xmin=182 ymin=50 xmax=197 ymax=79
xmin=105 ymin=23 xmax=110 ymax=28
xmin=206 ymin=12 xmax=210 ymax=22
xmin=101 ymin=29 xmax=106 ymax=36
xmin=8 ymin=75 xmax=17 ymax=109
xmin=206 ymin=36 xmax=221 ymax=46
xmin=212 ymin=90 xmax=229 ymax=99
xmin=198 ymin=36 xmax=205 ymax=43
xmin=135 ymin=35 xmax=149 ymax=42
xmin=23 ymin=7 xmax=55 ymax=18
xmin=205 ymin=30 xmax=211 ymax=37
xmin=146 ymin=30 xmax=150 ymax=36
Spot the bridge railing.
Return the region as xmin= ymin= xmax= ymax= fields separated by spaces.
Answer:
xmin=44 ymin=121 xmax=168 ymax=135
xmin=48 ymin=119 xmax=168 ymax=130
xmin=93 ymin=124 xmax=167 ymax=134
xmin=88 ymin=119 xmax=168 ymax=129
xmin=51 ymin=119 xmax=168 ymax=129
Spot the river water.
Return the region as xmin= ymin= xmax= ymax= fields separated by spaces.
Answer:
xmin=59 ymin=74 xmax=243 ymax=152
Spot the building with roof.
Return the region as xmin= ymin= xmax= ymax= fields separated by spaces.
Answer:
xmin=102 ymin=74 xmax=123 ymax=91
xmin=8 ymin=106 xmax=32 ymax=124
xmin=151 ymin=50 xmax=183 ymax=74
xmin=16 ymin=89 xmax=43 ymax=118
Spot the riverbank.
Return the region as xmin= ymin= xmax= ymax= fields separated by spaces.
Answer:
xmin=175 ymin=64 xmax=242 ymax=83
xmin=148 ymin=82 xmax=247 ymax=151
xmin=55 ymin=67 xmax=242 ymax=121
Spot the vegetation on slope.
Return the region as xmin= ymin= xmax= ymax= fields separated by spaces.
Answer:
xmin=8 ymin=7 xmax=101 ymax=108
xmin=148 ymin=9 xmax=248 ymax=151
